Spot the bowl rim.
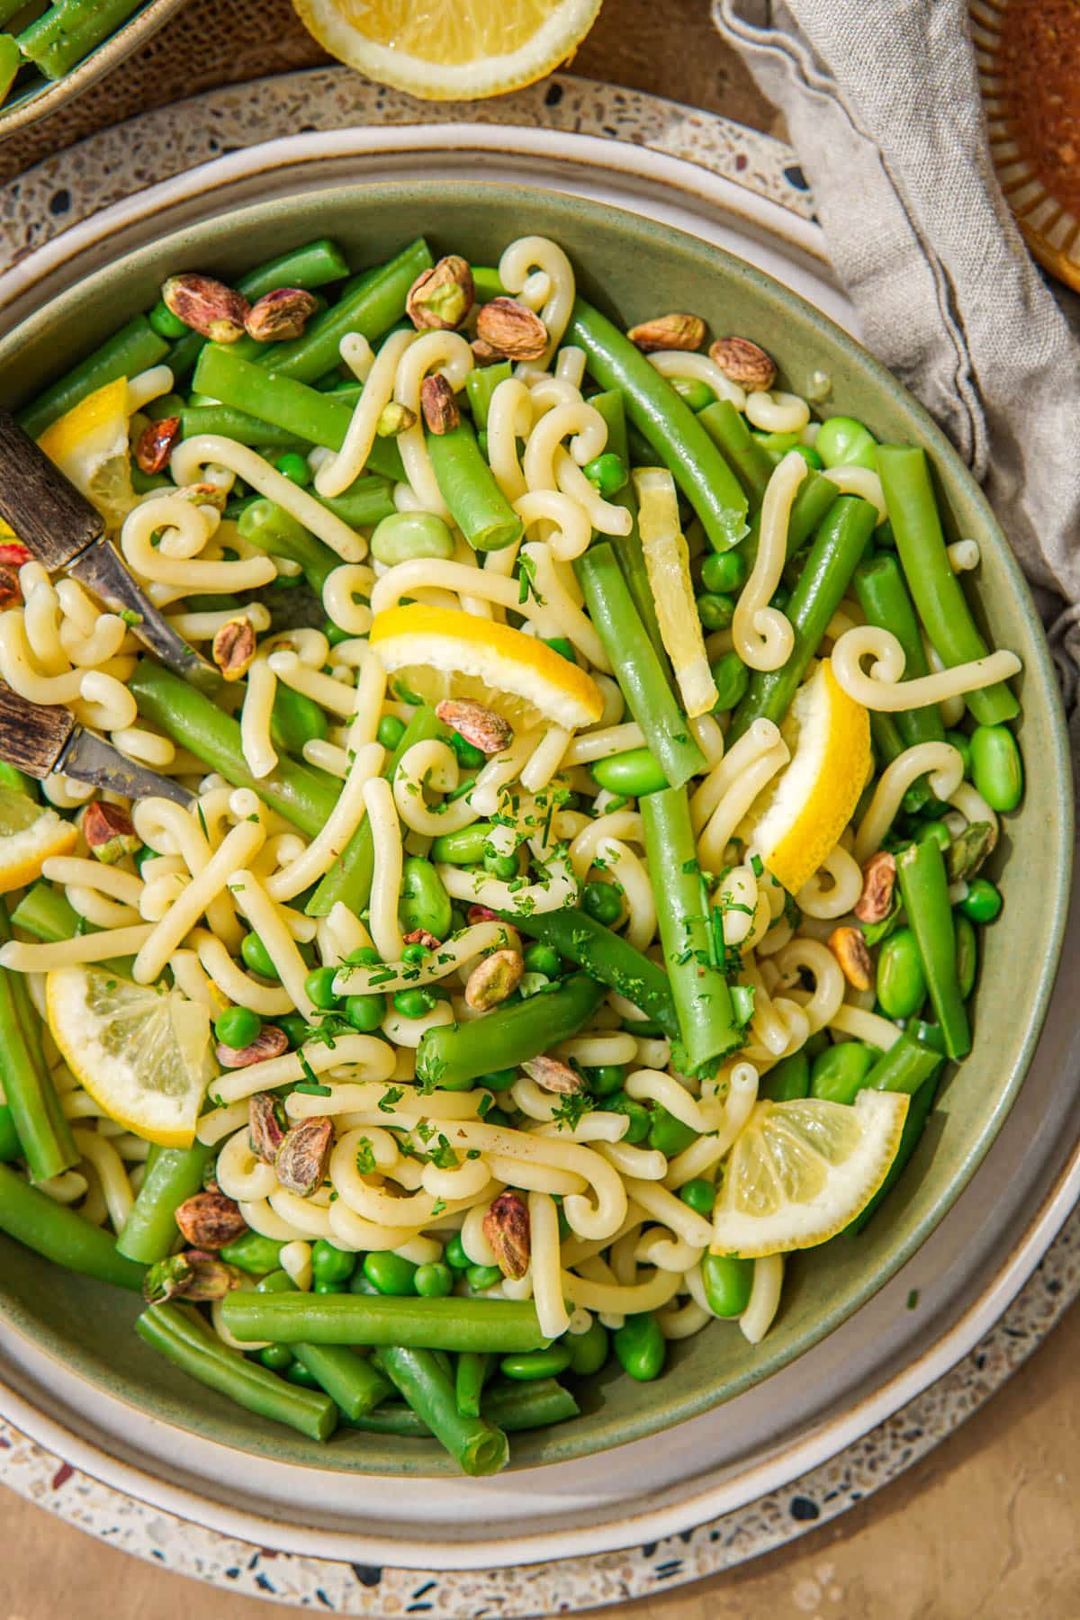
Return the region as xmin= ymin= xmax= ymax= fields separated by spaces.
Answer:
xmin=0 ymin=173 xmax=1072 ymax=1473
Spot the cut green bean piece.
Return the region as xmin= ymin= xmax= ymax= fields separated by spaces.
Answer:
xmin=372 ymin=1346 xmax=508 ymax=1476
xmin=863 ymin=1032 xmax=945 ymax=1097
xmin=0 ymin=903 xmax=77 ymax=1183
xmin=221 ymin=1290 xmax=549 ymax=1353
xmin=18 ymin=316 xmax=169 ymax=440
xmin=589 ymin=387 xmax=666 ymax=656
xmin=238 ymin=499 xmax=340 ymax=595
xmin=21 ymin=0 xmax=142 ymax=79
xmin=426 ymin=418 xmax=523 ymax=551
xmin=507 ymin=908 xmax=678 ymax=1038
xmin=416 ymin=972 xmax=606 ymax=1091
xmin=896 ymin=838 xmax=971 ymax=1060
xmin=255 ymin=1271 xmax=392 ymax=1421
xmin=849 ymin=1073 xmax=940 ymax=1235
xmin=465 ymin=361 xmax=512 ymax=428
xmin=0 ymin=1163 xmax=144 ymax=1289
xmin=179 ymin=405 xmax=307 ymax=451
xmin=698 ymin=398 xmax=775 ymax=508
xmin=854 ymin=552 xmax=946 ymax=751
xmin=117 ymin=1143 xmax=214 ymax=1264
xmin=455 ymin=1351 xmax=491 ymax=1417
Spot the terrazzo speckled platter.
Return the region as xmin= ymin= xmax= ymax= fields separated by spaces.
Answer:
xmin=0 ymin=88 xmax=1076 ymax=1600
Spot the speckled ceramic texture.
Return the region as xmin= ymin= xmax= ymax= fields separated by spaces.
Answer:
xmin=2 ymin=1204 xmax=1076 ymax=1614
xmin=0 ymin=67 xmax=814 ymax=265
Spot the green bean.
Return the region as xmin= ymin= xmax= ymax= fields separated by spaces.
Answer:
xmin=613 ymin=1313 xmax=666 ymax=1381
xmin=896 ymin=838 xmax=971 ymax=1059
xmin=19 ymin=0 xmax=141 ymax=77
xmin=370 ymin=1346 xmax=508 ymax=1475
xmin=221 ymin=1289 xmax=548 ymax=1353
xmin=136 ymin=1302 xmax=336 ymax=1441
xmin=415 ymin=972 xmax=605 ymax=1091
xmin=876 ymin=446 xmax=1018 ymax=725
xmin=507 ymin=908 xmax=678 ymax=1038
xmin=639 ymin=787 xmax=741 ymax=1069
xmin=307 ymin=705 xmax=444 ymax=918
xmin=568 ymin=298 xmax=748 ymax=551
xmin=969 ymin=725 xmax=1023 ymax=812
xmin=271 ymin=685 xmax=329 ymax=758
xmin=730 ymin=495 xmax=877 ymax=741
xmin=0 ymin=1163 xmax=144 ymax=1289
xmin=426 ymin=419 xmax=523 ymax=552
xmin=465 ymin=361 xmax=512 ymax=428
xmin=758 ymin=1050 xmax=810 ymax=1101
xmin=588 ymin=388 xmax=666 ymax=656
xmin=455 ymin=1351 xmax=491 ymax=1417
xmin=255 ymin=1271 xmax=391 ymax=1421
xmin=220 ymin=1230 xmax=284 ymax=1275
xmin=701 ymin=1253 xmax=754 ymax=1317
xmin=741 ymin=468 xmax=839 ymax=574
xmin=179 ymin=405 xmax=307 ymax=450
xmin=431 ymin=822 xmax=495 ymax=865
xmin=18 ymin=316 xmax=169 ymax=439
xmin=483 ymin=1377 xmax=579 ymax=1431
xmin=848 ymin=1073 xmax=940 ymax=1234
xmin=0 ymin=903 xmax=77 ymax=1183
xmin=853 ymin=553 xmax=946 ymax=752
xmin=590 ymin=747 xmax=668 ymax=798
xmin=698 ymin=398 xmax=775 ymax=507
xmin=577 ymin=543 xmax=704 ymax=789
xmin=810 ymin=1041 xmax=877 ymax=1105
xmin=317 ymin=476 xmax=397 ymax=530
xmin=863 ymin=1031 xmax=945 ymax=1097
xmin=566 ymin=1319 xmax=609 ymax=1375
xmin=370 ymin=510 xmax=455 ymax=566
xmin=0 ymin=1102 xmax=19 ymax=1163
xmin=0 ymin=33 xmax=18 ymax=103
xmin=117 ymin=1143 xmax=214 ymax=1264
xmin=875 ymin=927 xmax=927 ymax=1020
xmin=238 ymin=499 xmax=340 ymax=595
xmin=399 ymin=856 xmax=453 ymax=940
xmin=816 ymin=416 xmax=878 ymax=470
xmin=130 ymin=664 xmax=337 ymax=837
xmin=955 ymin=913 xmax=977 ymax=1000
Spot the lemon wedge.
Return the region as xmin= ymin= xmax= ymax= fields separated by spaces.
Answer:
xmin=635 ymin=467 xmax=718 ymax=719
xmin=740 ymin=659 xmax=870 ymax=895
xmin=46 ymin=966 xmax=215 ymax=1148
xmin=712 ymin=1090 xmax=909 ymax=1258
xmin=369 ymin=602 xmax=604 ymax=730
xmin=37 ymin=377 xmax=137 ymax=531
xmin=0 ymin=786 xmax=78 ymax=895
xmin=292 ymin=0 xmax=603 ymax=101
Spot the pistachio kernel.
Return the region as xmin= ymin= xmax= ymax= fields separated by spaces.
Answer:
xmin=853 ymin=850 xmax=896 ymax=925
xmin=465 ymin=948 xmax=525 ymax=1013
xmin=521 ymin=1054 xmax=585 ymax=1095
xmin=708 ymin=335 xmax=777 ymax=391
xmin=483 ymin=1190 xmax=531 ymax=1281
xmin=828 ymin=925 xmax=874 ymax=992
xmin=627 ymin=313 xmax=706 ymax=353
xmin=406 ymin=255 xmax=474 ymax=331
xmin=420 ymin=373 xmax=461 ymax=436
xmin=161 ymin=273 xmax=250 ymax=342
xmin=475 ymin=297 xmax=548 ymax=361
xmin=376 ymin=401 xmax=417 ymax=438
xmin=244 ymin=286 xmax=319 ymax=343
xmin=212 ymin=616 xmax=257 ymax=681
xmin=174 ymin=1190 xmax=248 ymax=1250
xmin=216 ymin=1024 xmax=289 ymax=1071
xmin=435 ymin=698 xmax=513 ymax=756
xmin=173 ymin=481 xmax=228 ymax=512
xmin=945 ymin=820 xmax=996 ymax=883
xmin=249 ymin=1090 xmax=287 ymax=1163
xmin=81 ymin=800 xmax=139 ymax=864
xmin=402 ymin=928 xmax=441 ymax=950
xmin=275 ymin=1116 xmax=334 ymax=1197
xmin=0 ymin=564 xmax=20 ymax=609
xmin=135 ymin=415 xmax=180 ymax=476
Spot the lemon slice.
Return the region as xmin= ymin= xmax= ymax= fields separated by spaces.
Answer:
xmin=37 ymin=377 xmax=137 ymax=531
xmin=635 ymin=467 xmax=718 ymax=719
xmin=712 ymin=1090 xmax=909 ymax=1258
xmin=292 ymin=0 xmax=603 ymax=101
xmin=46 ymin=966 xmax=215 ymax=1148
xmin=370 ymin=602 xmax=604 ymax=729
xmin=740 ymin=659 xmax=870 ymax=895
xmin=0 ymin=786 xmax=78 ymax=895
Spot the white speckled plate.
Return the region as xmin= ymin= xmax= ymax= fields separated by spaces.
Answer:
xmin=0 ymin=81 xmax=1077 ymax=1609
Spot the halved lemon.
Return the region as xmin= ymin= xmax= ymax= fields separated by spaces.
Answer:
xmin=635 ymin=467 xmax=718 ymax=719
xmin=37 ymin=377 xmax=136 ymax=531
xmin=711 ymin=1089 xmax=909 ymax=1258
xmin=46 ymin=966 xmax=215 ymax=1148
xmin=0 ymin=786 xmax=78 ymax=895
xmin=740 ymin=659 xmax=870 ymax=895
xmin=370 ymin=602 xmax=604 ymax=729
xmin=292 ymin=0 xmax=604 ymax=101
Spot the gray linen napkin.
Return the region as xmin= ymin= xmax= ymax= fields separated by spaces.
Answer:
xmin=713 ymin=0 xmax=1080 ymax=735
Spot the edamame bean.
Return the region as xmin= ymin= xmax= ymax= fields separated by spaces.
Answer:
xmin=500 ymin=1344 xmax=573 ymax=1380
xmin=214 ymin=1006 xmax=262 ymax=1049
xmin=696 ymin=592 xmax=735 ymax=631
xmin=311 ymin=1240 xmax=356 ymax=1285
xmin=585 ymin=1063 xmax=625 ymax=1097
xmin=591 ymin=747 xmax=668 ymax=798
xmin=810 ymin=1041 xmax=876 ymax=1105
xmin=614 ymin=1313 xmax=666 ymax=1381
xmin=483 ymin=850 xmax=519 ymax=880
xmin=970 ymin=725 xmax=1023 ymax=813
xmin=362 ymin=1251 xmax=418 ymax=1296
xmin=955 ymin=913 xmax=977 ymax=1001
xmin=876 ymin=928 xmax=927 ymax=1020
xmin=700 ymin=549 xmax=748 ymax=594
xmin=376 ymin=714 xmax=406 ymax=750
xmin=816 ymin=415 xmax=878 ymax=470
xmin=582 ymin=451 xmax=628 ymax=498
xmin=344 ymin=993 xmax=386 ymax=1032
xmin=370 ymin=510 xmax=455 ymax=566
xmin=792 ymin=445 xmax=824 ymax=470
xmin=710 ymin=651 xmax=750 ymax=712
xmin=582 ymin=881 xmax=622 ymax=925
xmin=959 ymin=877 xmax=1002 ymax=923
xmin=671 ymin=377 xmax=716 ymax=412
xmin=399 ymin=856 xmax=452 ymax=940
xmin=430 ymin=823 xmax=495 ymax=865
xmin=678 ymin=1178 xmax=715 ymax=1217
xmin=241 ymin=932 xmax=279 ymax=980
xmin=648 ymin=1106 xmax=697 ymax=1157
xmin=701 ymin=1252 xmax=754 ymax=1318
xmin=566 ymin=1319 xmax=609 ymax=1375
xmin=304 ymin=966 xmax=339 ymax=1010
xmin=414 ymin=1261 xmax=454 ymax=1298
xmin=758 ymin=1050 xmax=810 ymax=1101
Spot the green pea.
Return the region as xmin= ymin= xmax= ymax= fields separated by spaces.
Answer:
xmin=430 ymin=823 xmax=494 ymax=865
xmin=344 ymin=992 xmax=385 ymax=1032
xmin=467 ymin=1263 xmax=503 ymax=1292
xmin=220 ymin=1231 xmax=285 ymax=1274
xmin=524 ymin=943 xmax=561 ymax=978
xmin=146 ymin=391 xmax=186 ymax=423
xmin=591 ymin=747 xmax=668 ymax=798
xmin=648 ymin=1106 xmax=698 ymax=1157
xmin=955 ymin=913 xmax=978 ymax=1001
xmin=363 ymin=1251 xmax=418 ymax=1296
xmin=710 ymin=651 xmax=750 ymax=712
xmin=240 ymin=931 xmax=278 ymax=980
xmin=815 ymin=415 xmax=878 ymax=470
xmin=401 ymin=943 xmax=428 ymax=966
xmin=345 ymin=946 xmax=381 ymax=966
xmin=696 ymin=592 xmax=735 ymax=631
xmin=311 ymin=1240 xmax=356 ymax=1285
xmin=970 ymin=725 xmax=1023 ymax=813
xmin=586 ymin=1063 xmax=626 ymax=1098
xmin=476 ymin=1067 xmax=517 ymax=1092
xmin=916 ymin=818 xmax=952 ymax=852
xmin=566 ymin=1319 xmax=609 ymax=1376
xmin=960 ymin=877 xmax=1002 ymax=923
xmin=483 ymin=850 xmax=519 ymax=880
xmin=214 ymin=1005 xmax=262 ymax=1049
xmin=286 ymin=1359 xmax=322 ymax=1388
xmin=701 ymin=1252 xmax=754 ymax=1318
xmin=945 ymin=729 xmax=972 ymax=777
xmin=875 ymin=928 xmax=927 ymax=1020
xmin=324 ymin=620 xmax=351 ymax=647
xmin=304 ymin=965 xmax=339 ymax=1010
xmin=376 ymin=714 xmax=406 ymax=750
xmin=758 ymin=1050 xmax=810 ymax=1101
xmin=148 ymin=299 xmax=189 ymax=339
xmin=276 ymin=1013 xmax=308 ymax=1048
xmin=582 ymin=880 xmax=622 ymax=925
xmin=752 ymin=430 xmax=800 ymax=454
xmin=257 ymin=1344 xmax=295 ymax=1372
xmin=444 ymin=1233 xmax=470 ymax=1270
xmin=399 ymin=855 xmax=452 ymax=940
xmin=792 ymin=444 xmax=824 ymax=469
xmin=671 ymin=376 xmax=716 ymax=412
xmin=810 ymin=1040 xmax=876 ymax=1105
xmin=582 ymin=451 xmax=628 ymax=498
xmin=448 ymin=730 xmax=486 ymax=770
xmin=614 ymin=1313 xmax=666 ymax=1382
xmin=700 ymin=549 xmax=748 ymax=594
xmin=678 ymin=1178 xmax=715 ymax=1217
xmin=393 ymin=987 xmax=437 ymax=1019
xmin=607 ymin=1092 xmax=651 ymax=1145
xmin=544 ymin=636 xmax=577 ymax=663
xmin=500 ymin=1344 xmax=574 ymax=1381
xmin=414 ymin=1261 xmax=454 ymax=1298
xmin=275 ymin=451 xmax=311 ymax=487
xmin=370 ymin=509 xmax=455 ymax=566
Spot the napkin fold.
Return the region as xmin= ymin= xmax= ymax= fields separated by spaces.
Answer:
xmin=713 ymin=0 xmax=1080 ymax=737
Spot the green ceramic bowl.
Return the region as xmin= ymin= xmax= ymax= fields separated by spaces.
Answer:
xmin=0 ymin=183 xmax=1071 ymax=1473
